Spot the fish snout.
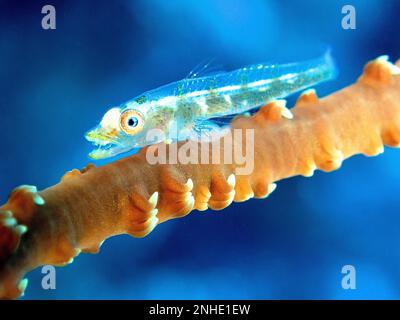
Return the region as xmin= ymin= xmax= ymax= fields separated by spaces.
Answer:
xmin=85 ymin=126 xmax=119 ymax=145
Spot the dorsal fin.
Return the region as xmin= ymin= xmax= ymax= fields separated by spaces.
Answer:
xmin=185 ymin=58 xmax=225 ymax=79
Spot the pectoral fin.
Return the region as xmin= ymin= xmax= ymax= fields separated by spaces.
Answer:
xmin=187 ymin=119 xmax=229 ymax=142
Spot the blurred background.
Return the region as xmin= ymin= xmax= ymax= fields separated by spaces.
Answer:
xmin=0 ymin=0 xmax=400 ymax=299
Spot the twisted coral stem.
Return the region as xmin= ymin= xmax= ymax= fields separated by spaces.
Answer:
xmin=1 ymin=57 xmax=400 ymax=299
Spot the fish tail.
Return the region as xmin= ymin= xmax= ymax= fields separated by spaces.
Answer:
xmin=285 ymin=49 xmax=337 ymax=82
xmin=319 ymin=48 xmax=338 ymax=80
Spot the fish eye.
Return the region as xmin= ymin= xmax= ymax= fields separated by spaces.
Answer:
xmin=128 ymin=117 xmax=138 ymax=127
xmin=120 ymin=109 xmax=144 ymax=135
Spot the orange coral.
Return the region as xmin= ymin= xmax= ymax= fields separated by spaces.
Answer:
xmin=1 ymin=56 xmax=400 ymax=299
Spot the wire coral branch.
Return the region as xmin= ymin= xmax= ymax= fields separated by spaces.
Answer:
xmin=1 ymin=57 xmax=400 ymax=299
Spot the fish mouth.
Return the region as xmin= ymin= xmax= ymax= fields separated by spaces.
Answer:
xmin=85 ymin=129 xmax=124 ymax=159
xmin=88 ymin=142 xmax=120 ymax=159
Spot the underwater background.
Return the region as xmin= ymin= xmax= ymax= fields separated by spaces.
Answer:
xmin=1 ymin=0 xmax=400 ymax=299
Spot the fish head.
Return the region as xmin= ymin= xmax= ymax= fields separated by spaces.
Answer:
xmin=86 ymin=103 xmax=150 ymax=159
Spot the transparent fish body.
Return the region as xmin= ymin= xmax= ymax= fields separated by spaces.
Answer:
xmin=132 ymin=51 xmax=335 ymax=134
xmin=86 ymin=52 xmax=337 ymax=159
